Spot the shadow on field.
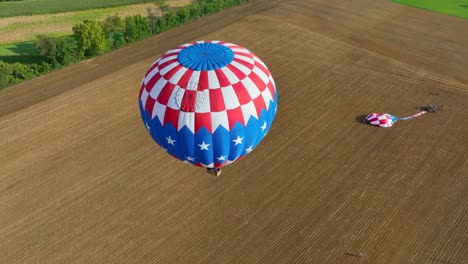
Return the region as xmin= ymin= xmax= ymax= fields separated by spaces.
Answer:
xmin=355 ymin=114 xmax=369 ymax=125
xmin=8 ymin=42 xmax=39 ymax=55
xmin=0 ymin=55 xmax=47 ymax=64
xmin=0 ymin=41 xmax=45 ymax=64
xmin=460 ymin=5 xmax=468 ymax=9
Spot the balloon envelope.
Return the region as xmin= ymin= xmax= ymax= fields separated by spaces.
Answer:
xmin=139 ymin=40 xmax=278 ymax=168
xmin=365 ymin=113 xmax=397 ymax=128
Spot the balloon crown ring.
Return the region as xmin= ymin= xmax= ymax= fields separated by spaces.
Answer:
xmin=178 ymin=42 xmax=235 ymax=71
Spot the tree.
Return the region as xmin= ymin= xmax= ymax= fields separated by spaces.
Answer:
xmin=54 ymin=38 xmax=78 ymax=65
xmin=72 ymin=20 xmax=107 ymax=57
xmin=189 ymin=2 xmax=202 ymax=19
xmin=101 ymin=15 xmax=125 ymax=37
xmin=124 ymin=15 xmax=151 ymax=43
xmin=153 ymin=17 xmax=167 ymax=34
xmin=163 ymin=10 xmax=179 ymax=28
xmin=35 ymin=34 xmax=58 ymax=63
xmin=176 ymin=7 xmax=191 ymax=24
xmin=100 ymin=15 xmax=126 ymax=49
xmin=35 ymin=35 xmax=77 ymax=66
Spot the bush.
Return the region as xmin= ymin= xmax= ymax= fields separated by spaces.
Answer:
xmin=176 ymin=7 xmax=191 ymax=24
xmin=35 ymin=35 xmax=78 ymax=66
xmin=55 ymin=38 xmax=79 ymax=65
xmin=73 ymin=20 xmax=107 ymax=57
xmin=0 ymin=61 xmax=51 ymax=89
xmin=100 ymin=15 xmax=127 ymax=49
xmin=124 ymin=15 xmax=151 ymax=43
xmin=35 ymin=35 xmax=58 ymax=62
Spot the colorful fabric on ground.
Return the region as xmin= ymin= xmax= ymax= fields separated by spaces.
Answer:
xmin=365 ymin=111 xmax=428 ymax=128
xmin=139 ymin=40 xmax=278 ymax=168
xmin=365 ymin=113 xmax=397 ymax=128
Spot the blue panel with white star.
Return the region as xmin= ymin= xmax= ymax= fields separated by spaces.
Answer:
xmin=140 ymin=91 xmax=278 ymax=168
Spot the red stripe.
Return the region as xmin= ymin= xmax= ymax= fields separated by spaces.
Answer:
xmin=215 ymin=69 xmax=230 ymax=87
xmin=267 ymin=81 xmax=276 ymax=100
xmin=145 ymin=71 xmax=163 ymax=92
xmin=163 ymin=64 xmax=184 ymax=80
xmin=209 ymin=89 xmax=226 ymax=112
xmin=146 ymin=62 xmax=160 ymax=76
xmin=213 ymin=161 xmax=228 ymax=168
xmin=248 ymin=71 xmax=267 ymax=92
xmin=163 ymin=107 xmax=180 ymax=129
xmin=156 ymin=82 xmax=176 ymax=105
xmin=145 ymin=96 xmax=156 ymax=116
xmin=233 ymin=51 xmax=251 ymax=58
xmin=178 ymin=68 xmax=194 ymax=88
xmin=226 ymin=64 xmax=247 ymax=81
xmin=158 ymin=58 xmax=178 ymax=71
xmin=139 ymin=83 xmax=145 ymax=98
xmin=233 ymin=58 xmax=254 ymax=72
xmin=253 ymin=57 xmax=270 ymax=77
xmin=176 ymin=44 xmax=189 ymax=49
xmin=380 ymin=119 xmax=390 ymax=124
xmin=180 ymin=90 xmax=197 ymax=112
xmin=227 ymin=107 xmax=245 ymax=129
xmin=198 ymin=71 xmax=209 ymax=90
xmin=253 ymin=94 xmax=267 ymax=117
xmin=195 ymin=112 xmax=212 ymax=133
xmin=230 ymin=45 xmax=246 ymax=50
xmin=232 ymin=82 xmax=251 ymax=105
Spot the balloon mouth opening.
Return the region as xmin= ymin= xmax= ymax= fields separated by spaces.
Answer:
xmin=176 ymin=82 xmax=206 ymax=112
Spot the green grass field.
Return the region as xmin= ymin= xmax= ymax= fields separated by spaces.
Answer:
xmin=0 ymin=0 xmax=155 ymax=17
xmin=393 ymin=0 xmax=468 ymax=19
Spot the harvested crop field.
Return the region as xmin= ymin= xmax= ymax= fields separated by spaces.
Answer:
xmin=1 ymin=0 xmax=467 ymax=263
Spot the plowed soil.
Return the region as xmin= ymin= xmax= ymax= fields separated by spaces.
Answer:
xmin=1 ymin=0 xmax=467 ymax=263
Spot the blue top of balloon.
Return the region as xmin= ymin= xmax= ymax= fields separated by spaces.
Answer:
xmin=177 ymin=43 xmax=234 ymax=71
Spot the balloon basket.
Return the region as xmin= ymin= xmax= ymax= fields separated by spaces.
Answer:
xmin=206 ymin=168 xmax=222 ymax=176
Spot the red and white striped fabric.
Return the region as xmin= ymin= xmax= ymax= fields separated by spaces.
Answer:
xmin=365 ymin=113 xmax=397 ymax=128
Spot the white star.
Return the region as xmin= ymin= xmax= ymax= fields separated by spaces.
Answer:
xmin=233 ymin=136 xmax=244 ymax=145
xmin=216 ymin=155 xmax=226 ymax=161
xmin=145 ymin=122 xmax=151 ymax=131
xmin=186 ymin=156 xmax=195 ymax=161
xmin=245 ymin=146 xmax=253 ymax=153
xmin=260 ymin=121 xmax=267 ymax=131
xmin=166 ymin=136 xmax=176 ymax=146
xmin=198 ymin=141 xmax=210 ymax=150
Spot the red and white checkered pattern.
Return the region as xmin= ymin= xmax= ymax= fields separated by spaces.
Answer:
xmin=365 ymin=113 xmax=396 ymax=128
xmin=139 ymin=40 xmax=276 ymax=134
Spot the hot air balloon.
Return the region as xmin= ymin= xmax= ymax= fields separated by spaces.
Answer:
xmin=138 ymin=40 xmax=278 ymax=176
xmin=365 ymin=104 xmax=444 ymax=128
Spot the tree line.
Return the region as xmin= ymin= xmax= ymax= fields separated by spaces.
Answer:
xmin=1 ymin=0 xmax=250 ymax=89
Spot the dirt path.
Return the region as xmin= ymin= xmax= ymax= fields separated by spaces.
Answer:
xmin=1 ymin=0 xmax=467 ymax=263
